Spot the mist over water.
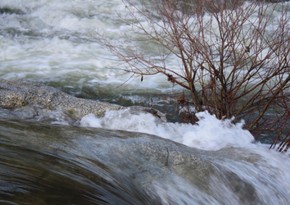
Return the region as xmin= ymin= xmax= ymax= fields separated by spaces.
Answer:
xmin=0 ymin=0 xmax=289 ymax=204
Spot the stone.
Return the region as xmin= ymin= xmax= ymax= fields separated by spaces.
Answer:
xmin=0 ymin=119 xmax=263 ymax=205
xmin=0 ymin=79 xmax=165 ymax=123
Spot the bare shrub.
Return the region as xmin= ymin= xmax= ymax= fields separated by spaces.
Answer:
xmin=99 ymin=0 xmax=290 ymax=143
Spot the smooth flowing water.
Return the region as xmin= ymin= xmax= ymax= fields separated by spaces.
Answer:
xmin=1 ymin=119 xmax=289 ymax=205
xmin=0 ymin=0 xmax=289 ymax=204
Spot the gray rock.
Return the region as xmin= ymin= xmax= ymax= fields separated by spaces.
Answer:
xmin=0 ymin=79 xmax=122 ymax=118
xmin=0 ymin=119 xmax=264 ymax=205
xmin=0 ymin=79 xmax=166 ymax=123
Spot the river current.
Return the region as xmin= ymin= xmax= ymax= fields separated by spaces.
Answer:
xmin=0 ymin=0 xmax=289 ymax=204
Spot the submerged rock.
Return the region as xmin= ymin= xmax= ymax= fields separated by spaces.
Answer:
xmin=1 ymin=80 xmax=289 ymax=205
xmin=0 ymin=79 xmax=165 ymax=123
xmin=0 ymin=119 xmax=267 ymax=205
xmin=0 ymin=7 xmax=25 ymax=15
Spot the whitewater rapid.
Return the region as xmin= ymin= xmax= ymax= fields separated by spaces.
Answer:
xmin=0 ymin=0 xmax=289 ymax=204
xmin=80 ymin=110 xmax=255 ymax=151
xmin=0 ymin=0 xmax=289 ymax=162
xmin=0 ymin=0 xmax=174 ymax=93
xmin=78 ymin=108 xmax=290 ymax=204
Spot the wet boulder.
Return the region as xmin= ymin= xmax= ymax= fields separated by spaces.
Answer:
xmin=0 ymin=119 xmax=263 ymax=205
xmin=0 ymin=79 xmax=165 ymax=123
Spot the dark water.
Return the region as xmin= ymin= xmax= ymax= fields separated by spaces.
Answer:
xmin=1 ymin=119 xmax=290 ymax=205
xmin=0 ymin=120 xmax=158 ymax=205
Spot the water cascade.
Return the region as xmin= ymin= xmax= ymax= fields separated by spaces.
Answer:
xmin=0 ymin=0 xmax=289 ymax=204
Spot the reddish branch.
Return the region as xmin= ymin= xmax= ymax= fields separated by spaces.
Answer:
xmin=100 ymin=0 xmax=290 ymax=150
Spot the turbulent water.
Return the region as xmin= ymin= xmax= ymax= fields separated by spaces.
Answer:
xmin=1 ymin=119 xmax=290 ymax=205
xmin=0 ymin=0 xmax=174 ymax=94
xmin=0 ymin=0 xmax=289 ymax=204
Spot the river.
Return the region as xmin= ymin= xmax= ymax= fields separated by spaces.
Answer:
xmin=0 ymin=0 xmax=289 ymax=204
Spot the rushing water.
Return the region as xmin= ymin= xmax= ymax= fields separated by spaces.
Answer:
xmin=0 ymin=120 xmax=158 ymax=205
xmin=0 ymin=0 xmax=289 ymax=204
xmin=0 ymin=119 xmax=290 ymax=205
xmin=0 ymin=0 xmax=183 ymax=120
xmin=0 ymin=0 xmax=173 ymax=91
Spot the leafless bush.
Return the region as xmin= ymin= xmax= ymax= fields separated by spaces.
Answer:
xmin=99 ymin=0 xmax=289 ymax=144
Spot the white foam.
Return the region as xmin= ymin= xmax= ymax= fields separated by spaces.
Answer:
xmin=0 ymin=0 xmax=173 ymax=90
xmin=80 ymin=113 xmax=102 ymax=127
xmin=1 ymin=0 xmax=289 ymax=92
xmin=80 ymin=109 xmax=290 ymax=200
xmin=80 ymin=110 xmax=254 ymax=151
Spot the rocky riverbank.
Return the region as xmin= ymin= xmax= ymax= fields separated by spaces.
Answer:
xmin=0 ymin=79 xmax=165 ymax=124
